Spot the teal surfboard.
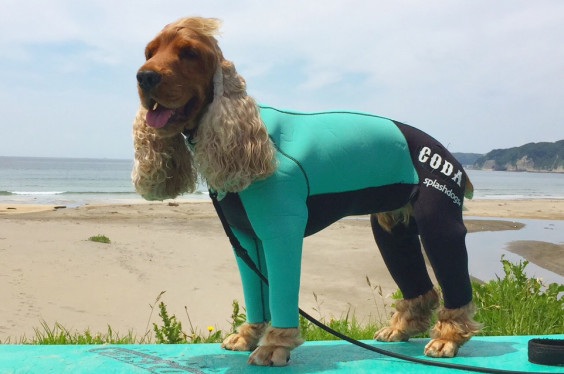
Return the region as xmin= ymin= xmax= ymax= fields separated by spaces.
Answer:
xmin=1 ymin=335 xmax=562 ymax=373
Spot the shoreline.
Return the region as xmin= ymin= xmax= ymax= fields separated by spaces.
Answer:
xmin=0 ymin=198 xmax=562 ymax=342
xmin=2 ymin=197 xmax=564 ymax=217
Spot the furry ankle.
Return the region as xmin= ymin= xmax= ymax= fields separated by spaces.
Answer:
xmin=239 ymin=322 xmax=269 ymax=342
xmin=431 ymin=302 xmax=482 ymax=346
xmin=392 ymin=288 xmax=440 ymax=336
xmin=258 ymin=326 xmax=304 ymax=349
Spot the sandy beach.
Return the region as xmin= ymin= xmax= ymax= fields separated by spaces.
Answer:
xmin=0 ymin=198 xmax=562 ymax=342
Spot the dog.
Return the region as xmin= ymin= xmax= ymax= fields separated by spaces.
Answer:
xmin=132 ymin=17 xmax=481 ymax=366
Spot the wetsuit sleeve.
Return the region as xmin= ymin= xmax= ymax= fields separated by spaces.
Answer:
xmin=238 ymin=158 xmax=309 ymax=328
xmin=230 ymin=227 xmax=271 ymax=324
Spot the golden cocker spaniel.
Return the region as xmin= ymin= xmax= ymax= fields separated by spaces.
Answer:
xmin=132 ymin=17 xmax=481 ymax=366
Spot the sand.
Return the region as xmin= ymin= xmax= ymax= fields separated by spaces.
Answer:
xmin=0 ymin=198 xmax=562 ymax=342
xmin=464 ymin=199 xmax=564 ymax=220
xmin=506 ymin=240 xmax=564 ymax=276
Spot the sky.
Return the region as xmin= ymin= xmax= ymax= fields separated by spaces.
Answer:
xmin=1 ymin=0 xmax=563 ymax=159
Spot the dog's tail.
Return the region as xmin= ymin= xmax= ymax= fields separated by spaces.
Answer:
xmin=375 ymin=204 xmax=413 ymax=233
xmin=376 ymin=175 xmax=474 ymax=232
xmin=464 ymin=176 xmax=474 ymax=200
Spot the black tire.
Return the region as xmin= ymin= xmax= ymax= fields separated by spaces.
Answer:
xmin=528 ymin=338 xmax=564 ymax=366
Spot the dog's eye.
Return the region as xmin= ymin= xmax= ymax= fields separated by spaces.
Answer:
xmin=179 ymin=46 xmax=198 ymax=59
xmin=145 ymin=48 xmax=154 ymax=60
xmin=145 ymin=40 xmax=160 ymax=60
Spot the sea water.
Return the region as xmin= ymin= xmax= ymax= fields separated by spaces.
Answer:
xmin=466 ymin=217 xmax=564 ymax=285
xmin=0 ymin=156 xmax=208 ymax=206
xmin=466 ymin=169 xmax=564 ymax=200
xmin=2 ymin=157 xmax=563 ymax=206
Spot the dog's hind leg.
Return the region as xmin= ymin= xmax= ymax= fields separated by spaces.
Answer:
xmin=374 ymin=288 xmax=439 ymax=341
xmin=370 ymin=214 xmax=438 ymax=341
xmin=412 ymin=199 xmax=481 ymax=357
xmin=424 ymin=302 xmax=482 ymax=357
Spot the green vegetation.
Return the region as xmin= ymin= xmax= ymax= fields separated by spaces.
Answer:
xmin=472 ymin=256 xmax=564 ymax=336
xmin=1 ymin=258 xmax=561 ymax=345
xmin=87 ymin=234 xmax=111 ymax=244
xmin=153 ymin=302 xmax=184 ymax=344
xmin=27 ymin=322 xmax=136 ymax=345
xmin=299 ymin=310 xmax=380 ymax=341
xmin=474 ymin=139 xmax=564 ymax=171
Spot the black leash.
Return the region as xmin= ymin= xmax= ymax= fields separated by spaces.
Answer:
xmin=209 ymin=191 xmax=560 ymax=374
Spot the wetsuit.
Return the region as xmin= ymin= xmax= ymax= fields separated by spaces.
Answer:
xmin=217 ymin=105 xmax=472 ymax=328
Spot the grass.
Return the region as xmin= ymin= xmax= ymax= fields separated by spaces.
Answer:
xmin=1 ymin=257 xmax=561 ymax=344
xmin=31 ymin=321 xmax=137 ymax=345
xmin=299 ymin=309 xmax=381 ymax=341
xmin=472 ymin=256 xmax=564 ymax=336
xmin=87 ymin=234 xmax=111 ymax=244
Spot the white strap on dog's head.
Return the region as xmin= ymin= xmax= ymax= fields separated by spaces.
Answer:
xmin=213 ymin=60 xmax=224 ymax=99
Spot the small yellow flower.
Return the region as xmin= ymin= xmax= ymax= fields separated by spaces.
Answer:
xmin=207 ymin=325 xmax=214 ymax=332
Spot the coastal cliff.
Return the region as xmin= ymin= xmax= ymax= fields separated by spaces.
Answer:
xmin=473 ymin=140 xmax=564 ymax=172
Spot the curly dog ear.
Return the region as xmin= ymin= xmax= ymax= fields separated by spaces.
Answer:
xmin=131 ymin=106 xmax=197 ymax=200
xmin=194 ymin=59 xmax=276 ymax=192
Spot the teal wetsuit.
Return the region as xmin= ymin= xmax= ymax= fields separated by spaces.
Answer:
xmin=217 ymin=105 xmax=472 ymax=328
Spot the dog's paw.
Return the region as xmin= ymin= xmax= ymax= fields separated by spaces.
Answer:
xmin=424 ymin=338 xmax=459 ymax=357
xmin=221 ymin=333 xmax=255 ymax=351
xmin=248 ymin=345 xmax=291 ymax=366
xmin=246 ymin=326 xmax=302 ymax=366
xmin=221 ymin=322 xmax=267 ymax=351
xmin=373 ymin=327 xmax=410 ymax=342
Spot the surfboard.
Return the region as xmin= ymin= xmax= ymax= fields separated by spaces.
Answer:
xmin=1 ymin=335 xmax=562 ymax=373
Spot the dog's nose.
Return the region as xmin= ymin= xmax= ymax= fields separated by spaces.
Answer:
xmin=137 ymin=70 xmax=162 ymax=91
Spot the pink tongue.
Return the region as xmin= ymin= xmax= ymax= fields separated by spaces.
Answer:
xmin=146 ymin=106 xmax=174 ymax=128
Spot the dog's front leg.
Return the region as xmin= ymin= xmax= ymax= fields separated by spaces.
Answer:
xmin=246 ymin=235 xmax=305 ymax=366
xmin=222 ymin=228 xmax=271 ymax=351
xmin=221 ymin=322 xmax=268 ymax=351
xmin=248 ymin=326 xmax=303 ymax=366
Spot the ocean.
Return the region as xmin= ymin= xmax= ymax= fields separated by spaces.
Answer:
xmin=0 ymin=156 xmax=207 ymax=206
xmin=466 ymin=169 xmax=564 ymax=200
xmin=1 ymin=156 xmax=563 ymax=206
